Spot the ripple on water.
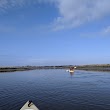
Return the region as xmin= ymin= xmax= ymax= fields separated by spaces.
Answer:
xmin=1 ymin=70 xmax=110 ymax=110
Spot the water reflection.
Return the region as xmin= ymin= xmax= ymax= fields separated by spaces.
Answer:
xmin=69 ymin=71 xmax=74 ymax=78
xmin=66 ymin=69 xmax=75 ymax=77
xmin=70 ymin=71 xmax=74 ymax=76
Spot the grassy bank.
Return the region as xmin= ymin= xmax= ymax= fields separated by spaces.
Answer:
xmin=0 ymin=67 xmax=35 ymax=72
xmin=0 ymin=64 xmax=110 ymax=72
xmin=0 ymin=66 xmax=69 ymax=72
xmin=76 ymin=64 xmax=110 ymax=71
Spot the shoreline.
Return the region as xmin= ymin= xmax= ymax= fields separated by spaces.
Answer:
xmin=0 ymin=64 xmax=110 ymax=73
xmin=76 ymin=64 xmax=110 ymax=72
xmin=0 ymin=66 xmax=68 ymax=72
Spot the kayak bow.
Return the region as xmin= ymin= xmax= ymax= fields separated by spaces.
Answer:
xmin=20 ymin=101 xmax=39 ymax=110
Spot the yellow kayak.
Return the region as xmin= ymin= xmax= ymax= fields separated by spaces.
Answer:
xmin=66 ymin=70 xmax=74 ymax=72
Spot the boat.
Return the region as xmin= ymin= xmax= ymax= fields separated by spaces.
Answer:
xmin=69 ymin=70 xmax=74 ymax=73
xmin=66 ymin=70 xmax=74 ymax=72
xmin=66 ymin=67 xmax=76 ymax=73
xmin=20 ymin=101 xmax=39 ymax=110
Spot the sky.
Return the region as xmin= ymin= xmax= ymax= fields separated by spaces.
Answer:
xmin=0 ymin=0 xmax=110 ymax=66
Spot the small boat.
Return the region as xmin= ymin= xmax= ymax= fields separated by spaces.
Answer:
xmin=20 ymin=101 xmax=39 ymax=110
xmin=66 ymin=67 xmax=76 ymax=73
xmin=69 ymin=70 xmax=74 ymax=73
xmin=66 ymin=70 xmax=74 ymax=72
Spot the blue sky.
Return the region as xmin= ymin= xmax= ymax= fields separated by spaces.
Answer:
xmin=0 ymin=0 xmax=110 ymax=66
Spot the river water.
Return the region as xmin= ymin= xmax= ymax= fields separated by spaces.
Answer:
xmin=0 ymin=69 xmax=110 ymax=110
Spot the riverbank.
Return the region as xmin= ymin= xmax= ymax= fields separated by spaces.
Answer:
xmin=0 ymin=64 xmax=110 ymax=72
xmin=0 ymin=67 xmax=35 ymax=72
xmin=76 ymin=64 xmax=110 ymax=72
xmin=0 ymin=66 xmax=68 ymax=72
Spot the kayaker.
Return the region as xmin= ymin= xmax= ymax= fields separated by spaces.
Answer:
xmin=28 ymin=100 xmax=32 ymax=107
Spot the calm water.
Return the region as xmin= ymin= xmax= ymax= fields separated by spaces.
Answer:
xmin=0 ymin=69 xmax=110 ymax=110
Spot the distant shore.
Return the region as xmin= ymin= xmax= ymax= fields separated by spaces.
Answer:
xmin=0 ymin=66 xmax=68 ymax=72
xmin=76 ymin=64 xmax=110 ymax=72
xmin=0 ymin=64 xmax=110 ymax=72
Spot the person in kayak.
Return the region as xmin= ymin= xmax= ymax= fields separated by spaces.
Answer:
xmin=28 ymin=100 xmax=32 ymax=107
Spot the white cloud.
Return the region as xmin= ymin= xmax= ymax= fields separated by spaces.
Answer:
xmin=0 ymin=0 xmax=110 ymax=30
xmin=100 ymin=26 xmax=110 ymax=36
xmin=80 ymin=26 xmax=110 ymax=38
xmin=0 ymin=0 xmax=25 ymax=12
xmin=53 ymin=0 xmax=110 ymax=30
xmin=0 ymin=0 xmax=55 ymax=10
xmin=103 ymin=26 xmax=110 ymax=34
xmin=0 ymin=0 xmax=52 ymax=13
